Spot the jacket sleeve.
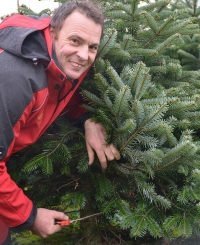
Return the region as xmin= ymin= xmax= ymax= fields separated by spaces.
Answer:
xmin=0 ymin=161 xmax=37 ymax=230
xmin=0 ymin=55 xmax=37 ymax=230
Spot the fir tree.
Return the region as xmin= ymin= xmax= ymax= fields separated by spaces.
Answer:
xmin=5 ymin=0 xmax=200 ymax=244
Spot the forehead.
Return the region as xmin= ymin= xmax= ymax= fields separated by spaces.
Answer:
xmin=60 ymin=11 xmax=102 ymax=41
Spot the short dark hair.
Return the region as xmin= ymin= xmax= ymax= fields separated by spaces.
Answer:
xmin=50 ymin=0 xmax=104 ymax=36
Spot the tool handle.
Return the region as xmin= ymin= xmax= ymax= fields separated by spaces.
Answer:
xmin=55 ymin=219 xmax=71 ymax=226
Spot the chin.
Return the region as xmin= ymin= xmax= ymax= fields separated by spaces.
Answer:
xmin=66 ymin=72 xmax=82 ymax=80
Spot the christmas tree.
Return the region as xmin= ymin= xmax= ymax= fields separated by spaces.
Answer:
xmin=5 ymin=0 xmax=200 ymax=244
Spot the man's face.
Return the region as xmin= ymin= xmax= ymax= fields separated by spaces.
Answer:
xmin=50 ymin=11 xmax=102 ymax=80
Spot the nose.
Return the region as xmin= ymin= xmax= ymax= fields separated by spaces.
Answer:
xmin=77 ymin=45 xmax=89 ymax=60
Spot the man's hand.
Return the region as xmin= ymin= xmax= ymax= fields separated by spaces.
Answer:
xmin=84 ymin=119 xmax=120 ymax=169
xmin=29 ymin=208 xmax=69 ymax=238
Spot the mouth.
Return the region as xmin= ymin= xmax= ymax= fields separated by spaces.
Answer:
xmin=70 ymin=61 xmax=82 ymax=68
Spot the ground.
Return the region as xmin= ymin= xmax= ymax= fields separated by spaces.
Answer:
xmin=11 ymin=232 xmax=200 ymax=245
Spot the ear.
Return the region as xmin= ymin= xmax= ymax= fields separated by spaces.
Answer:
xmin=50 ymin=27 xmax=57 ymax=40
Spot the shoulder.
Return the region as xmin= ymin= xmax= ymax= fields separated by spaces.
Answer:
xmin=0 ymin=50 xmax=47 ymax=93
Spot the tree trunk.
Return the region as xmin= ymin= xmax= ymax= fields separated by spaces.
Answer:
xmin=17 ymin=0 xmax=19 ymax=10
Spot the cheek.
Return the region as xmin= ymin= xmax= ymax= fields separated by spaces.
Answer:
xmin=58 ymin=43 xmax=73 ymax=57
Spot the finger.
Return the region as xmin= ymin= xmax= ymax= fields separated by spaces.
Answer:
xmin=53 ymin=223 xmax=62 ymax=233
xmin=110 ymin=144 xmax=121 ymax=160
xmin=86 ymin=143 xmax=95 ymax=165
xmin=96 ymin=151 xmax=107 ymax=169
xmin=53 ymin=211 xmax=69 ymax=220
xmin=94 ymin=143 xmax=107 ymax=169
xmin=103 ymin=143 xmax=120 ymax=162
xmin=104 ymin=146 xmax=115 ymax=161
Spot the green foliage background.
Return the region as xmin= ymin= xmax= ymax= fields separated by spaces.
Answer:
xmin=4 ymin=0 xmax=200 ymax=244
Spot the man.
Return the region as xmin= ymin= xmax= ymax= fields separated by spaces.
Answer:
xmin=0 ymin=0 xmax=120 ymax=243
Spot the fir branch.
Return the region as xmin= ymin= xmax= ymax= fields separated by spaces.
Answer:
xmin=141 ymin=97 xmax=179 ymax=106
xmin=107 ymin=43 xmax=131 ymax=59
xmin=103 ymin=91 xmax=115 ymax=115
xmin=97 ymin=29 xmax=117 ymax=58
xmin=140 ymin=0 xmax=170 ymax=13
xmin=140 ymin=11 xmax=159 ymax=33
xmin=23 ymin=130 xmax=74 ymax=173
xmin=131 ymin=100 xmax=145 ymax=125
xmin=102 ymin=199 xmax=122 ymax=214
xmin=146 ymin=216 xmax=163 ymax=238
xmin=77 ymin=154 xmax=89 ymax=173
xmin=129 ymin=216 xmax=149 ymax=238
xmin=94 ymin=58 xmax=106 ymax=74
xmin=177 ymin=186 xmax=200 ymax=204
xmin=129 ymin=62 xmax=149 ymax=95
xmin=113 ymin=85 xmax=131 ymax=116
xmin=178 ymin=216 xmax=192 ymax=237
xmin=163 ymin=215 xmax=183 ymax=232
xmin=177 ymin=187 xmax=191 ymax=204
xmin=164 ymin=215 xmax=192 ymax=238
xmin=143 ymin=15 xmax=175 ymax=47
xmin=142 ymin=121 xmax=162 ymax=134
xmin=81 ymin=104 xmax=96 ymax=113
xmin=120 ymin=65 xmax=133 ymax=82
xmin=134 ymin=134 xmax=158 ymax=149
xmin=185 ymin=111 xmax=200 ymax=121
xmin=62 ymin=192 xmax=87 ymax=209
xmin=178 ymin=49 xmax=199 ymax=61
xmin=120 ymin=103 xmax=168 ymax=151
xmin=106 ymin=62 xmax=124 ymax=89
xmin=95 ymin=175 xmax=114 ymax=202
xmin=129 ymin=48 xmax=157 ymax=56
xmin=135 ymin=72 xmax=151 ymax=100
xmin=96 ymin=108 xmax=115 ymax=129
xmin=95 ymin=73 xmax=109 ymax=92
xmin=115 ymin=164 xmax=138 ymax=177
xmin=152 ymin=34 xmax=182 ymax=57
xmin=116 ymin=119 xmax=136 ymax=133
xmin=161 ymin=19 xmax=197 ymax=36
xmin=167 ymin=100 xmax=196 ymax=116
xmin=122 ymin=148 xmax=161 ymax=167
xmin=81 ymin=90 xmax=106 ymax=108
xmin=106 ymin=10 xmax=131 ymax=21
xmin=139 ymin=182 xmax=171 ymax=208
xmin=112 ymin=2 xmax=132 ymax=15
xmin=159 ymin=122 xmax=177 ymax=147
xmin=130 ymin=0 xmax=139 ymax=15
xmin=156 ymin=140 xmax=197 ymax=171
xmin=122 ymin=34 xmax=134 ymax=50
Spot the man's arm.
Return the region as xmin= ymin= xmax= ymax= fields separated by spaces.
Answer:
xmin=0 ymin=55 xmax=68 ymax=238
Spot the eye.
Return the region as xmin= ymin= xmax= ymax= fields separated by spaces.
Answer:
xmin=90 ymin=46 xmax=98 ymax=52
xmin=71 ymin=39 xmax=79 ymax=45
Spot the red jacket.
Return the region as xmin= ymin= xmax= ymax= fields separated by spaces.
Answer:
xmin=0 ymin=14 xmax=89 ymax=239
